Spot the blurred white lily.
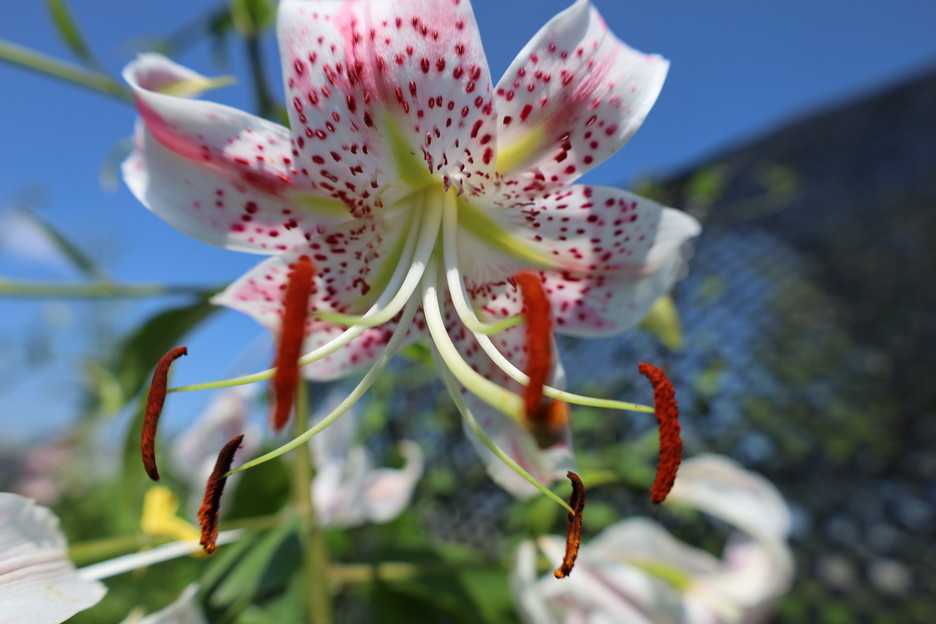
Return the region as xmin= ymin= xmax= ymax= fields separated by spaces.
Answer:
xmin=0 ymin=493 xmax=106 ymax=624
xmin=311 ymin=392 xmax=424 ymax=528
xmin=121 ymin=584 xmax=206 ymax=624
xmin=512 ymin=455 xmax=794 ymax=624
xmin=170 ymin=386 xmax=261 ymax=496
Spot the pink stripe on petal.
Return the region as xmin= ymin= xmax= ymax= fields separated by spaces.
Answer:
xmin=495 ymin=1 xmax=668 ymax=187
xmin=123 ymin=54 xmax=351 ymax=254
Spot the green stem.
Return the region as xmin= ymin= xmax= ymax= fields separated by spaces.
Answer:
xmin=0 ymin=39 xmax=130 ymax=102
xmin=67 ymin=512 xmax=286 ymax=565
xmin=244 ymin=35 xmax=275 ymax=120
xmin=293 ymin=381 xmax=333 ymax=624
xmin=0 ymin=279 xmax=221 ymax=299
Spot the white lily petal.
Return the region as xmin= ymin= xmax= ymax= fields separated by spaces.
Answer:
xmin=667 ymin=454 xmax=792 ymax=542
xmin=0 ymin=493 xmax=106 ymax=624
xmin=123 ymin=54 xmax=345 ymax=254
xmin=495 ymin=0 xmax=669 ymax=185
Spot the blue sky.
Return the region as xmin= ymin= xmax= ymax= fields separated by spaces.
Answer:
xmin=2 ymin=1 xmax=935 ymax=440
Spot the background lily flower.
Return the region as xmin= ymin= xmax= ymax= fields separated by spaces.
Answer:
xmin=512 ymin=455 xmax=795 ymax=623
xmin=122 ymin=0 xmax=700 ymax=499
xmin=0 ymin=493 xmax=106 ymax=624
xmin=311 ymin=393 xmax=423 ymax=527
xmin=120 ymin=584 xmax=206 ymax=624
xmin=169 ymin=386 xmax=261 ymax=498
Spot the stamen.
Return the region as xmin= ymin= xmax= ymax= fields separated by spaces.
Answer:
xmin=441 ymin=193 xmax=652 ymax=416
xmin=638 ymin=362 xmax=682 ymax=504
xmin=270 ymin=255 xmax=314 ymax=432
xmin=233 ymin=297 xmax=420 ymax=475
xmin=198 ymin=434 xmax=244 ymax=554
xmin=514 ymin=271 xmax=567 ymax=448
xmin=554 ymin=471 xmax=586 ymax=579
xmin=168 ymin=196 xmax=440 ymax=396
xmin=437 ymin=359 xmax=574 ymax=515
xmin=141 ymin=346 xmax=188 ymax=481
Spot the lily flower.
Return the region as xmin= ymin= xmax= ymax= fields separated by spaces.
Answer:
xmin=311 ymin=391 xmax=423 ymax=527
xmin=0 ymin=493 xmax=106 ymax=624
xmin=123 ymin=0 xmax=700 ymax=504
xmin=512 ymin=455 xmax=795 ymax=623
xmin=169 ymin=386 xmax=261 ymax=498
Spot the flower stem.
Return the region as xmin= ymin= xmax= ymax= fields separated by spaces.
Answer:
xmin=0 ymin=279 xmax=220 ymax=299
xmin=0 ymin=39 xmax=130 ymax=102
xmin=293 ymin=381 xmax=333 ymax=624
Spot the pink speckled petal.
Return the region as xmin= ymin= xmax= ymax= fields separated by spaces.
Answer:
xmin=299 ymin=319 xmax=418 ymax=381
xmin=446 ymin=309 xmax=573 ymax=498
xmin=212 ymin=214 xmax=410 ymax=318
xmin=494 ymin=0 xmax=668 ymax=187
xmin=278 ymin=0 xmax=498 ymax=206
xmin=469 ymin=185 xmax=700 ymax=336
xmin=122 ymin=54 xmax=351 ymax=254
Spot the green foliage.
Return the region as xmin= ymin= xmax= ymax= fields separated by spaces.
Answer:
xmin=45 ymin=0 xmax=96 ymax=65
xmin=230 ymin=0 xmax=276 ymax=36
xmin=108 ymin=298 xmax=218 ymax=411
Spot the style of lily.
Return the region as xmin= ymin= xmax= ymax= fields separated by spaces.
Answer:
xmin=0 ymin=493 xmax=240 ymax=624
xmin=512 ymin=455 xmax=795 ymax=624
xmin=123 ymin=0 xmax=699 ymax=523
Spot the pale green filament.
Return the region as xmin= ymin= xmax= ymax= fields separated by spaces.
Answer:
xmin=421 ymin=256 xmax=524 ymax=423
xmin=169 ymin=199 xmax=438 ymax=395
xmin=443 ymin=194 xmax=654 ymax=415
xmin=437 ymin=360 xmax=573 ymax=515
xmin=232 ymin=297 xmax=419 ymax=475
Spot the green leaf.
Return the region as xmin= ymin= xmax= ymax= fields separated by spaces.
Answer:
xmin=45 ymin=0 xmax=96 ymax=65
xmin=210 ymin=521 xmax=300 ymax=608
xmin=109 ymin=297 xmax=219 ymax=408
xmin=199 ymin=532 xmax=260 ymax=594
xmin=229 ymin=0 xmax=276 ymax=36
xmin=0 ymin=40 xmax=130 ymax=101
xmin=9 ymin=208 xmax=103 ymax=279
xmin=226 ymin=454 xmax=291 ymax=521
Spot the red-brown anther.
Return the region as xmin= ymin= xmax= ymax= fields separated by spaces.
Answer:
xmin=198 ymin=434 xmax=244 ymax=554
xmin=141 ymin=346 xmax=188 ymax=481
xmin=554 ymin=471 xmax=586 ymax=579
xmin=638 ymin=362 xmax=682 ymax=504
xmin=270 ymin=255 xmax=315 ymax=432
xmin=514 ymin=271 xmax=566 ymax=448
